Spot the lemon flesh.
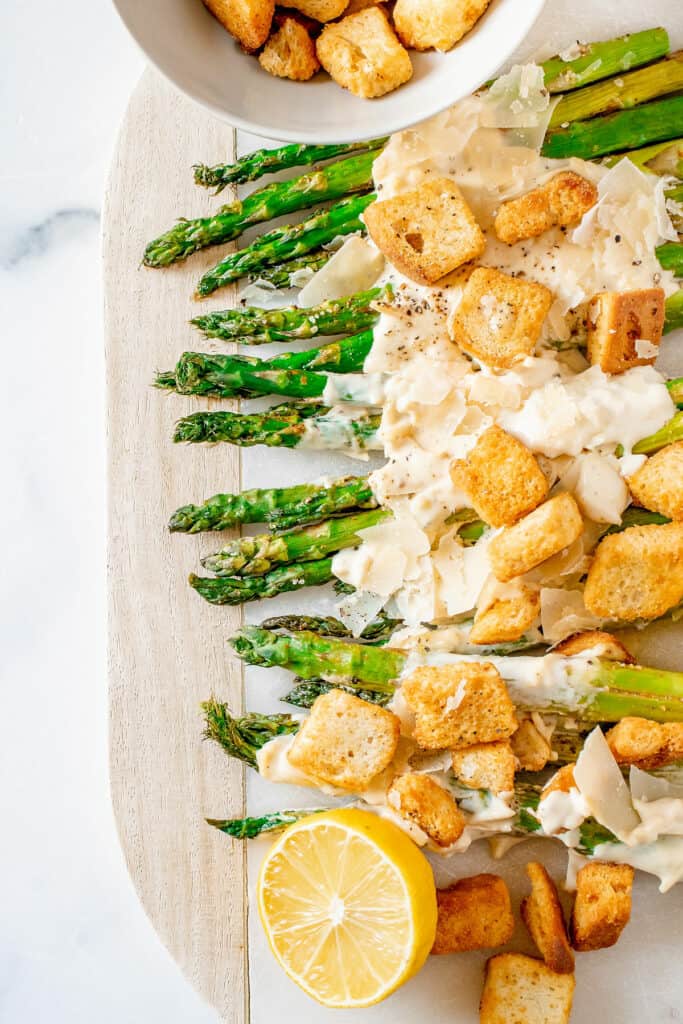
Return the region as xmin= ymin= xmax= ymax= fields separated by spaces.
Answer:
xmin=257 ymin=808 xmax=437 ymax=1008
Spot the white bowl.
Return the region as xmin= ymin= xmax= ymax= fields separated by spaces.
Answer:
xmin=113 ymin=0 xmax=546 ymax=143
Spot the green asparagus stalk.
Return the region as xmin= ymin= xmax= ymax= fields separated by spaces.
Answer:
xmin=194 ymin=139 xmax=388 ymax=192
xmin=191 ymin=288 xmax=386 ymax=344
xmin=605 ymin=137 xmax=683 ymax=172
xmin=260 ymin=613 xmax=402 ymax=644
xmin=143 ymin=150 xmax=379 ymax=267
xmin=542 ymin=95 xmax=683 ymax=160
xmin=195 ymin=193 xmax=375 ymax=297
xmin=549 ymin=53 xmax=683 ymax=129
xmin=633 ymin=410 xmax=683 ymax=455
xmin=656 ymin=242 xmax=683 ymax=278
xmin=540 ymin=28 xmax=670 ymax=93
xmin=155 ymin=330 xmax=375 ymax=400
xmin=201 ymin=699 xmax=299 ymax=768
xmin=207 ymin=808 xmax=326 ymax=839
xmin=173 ymin=402 xmax=382 ymax=451
xmin=250 ymin=252 xmax=332 ymax=289
xmin=665 ymin=291 xmax=683 ymax=334
xmin=190 ymin=558 xmax=335 ymax=605
xmin=202 ymin=507 xmax=390 ymax=577
xmin=169 ymin=475 xmax=377 ymax=534
xmin=231 ymin=627 xmax=683 ymax=722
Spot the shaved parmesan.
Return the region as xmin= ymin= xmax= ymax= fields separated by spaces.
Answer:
xmin=336 ymin=590 xmax=386 ymax=638
xmin=433 ymin=530 xmax=493 ymax=617
xmin=540 ymin=588 xmax=602 ymax=643
xmin=574 ymin=727 xmax=639 ymax=839
xmin=298 ymin=235 xmax=385 ymax=306
xmin=560 ymin=452 xmax=629 ymax=524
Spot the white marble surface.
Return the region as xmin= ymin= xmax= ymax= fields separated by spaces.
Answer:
xmin=3 ymin=2 xmax=683 ymax=1022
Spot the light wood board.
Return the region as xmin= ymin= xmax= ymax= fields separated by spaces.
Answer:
xmin=104 ymin=69 xmax=246 ymax=1022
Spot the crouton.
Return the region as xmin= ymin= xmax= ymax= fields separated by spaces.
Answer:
xmin=259 ymin=18 xmax=320 ymax=80
xmin=401 ymin=663 xmax=517 ymax=751
xmin=287 ymin=689 xmax=399 ymax=791
xmin=364 ymin=178 xmax=484 ymax=285
xmin=583 ymin=522 xmax=683 ymax=620
xmin=449 ymin=267 xmax=553 ymax=368
xmin=480 ymin=953 xmax=575 ymax=1024
xmin=606 ymin=717 xmax=683 ymax=770
xmin=542 ymin=763 xmax=576 ymax=797
xmin=393 ymin=0 xmax=492 ymax=52
xmin=512 ymin=719 xmax=551 ymax=772
xmin=389 ymin=772 xmax=465 ymax=846
xmin=494 ymin=172 xmax=598 ymax=245
xmin=521 ymin=862 xmax=574 ymax=974
xmin=571 ymin=863 xmax=634 ymax=952
xmin=451 ymin=740 xmax=516 ymax=794
xmin=316 ymin=8 xmax=412 ymax=99
xmin=628 ymin=442 xmax=683 ymax=522
xmin=488 ymin=493 xmax=584 ymax=583
xmin=469 ymin=586 xmax=541 ymax=645
xmin=202 ymin=0 xmax=274 ymax=51
xmin=450 ymin=425 xmax=549 ymax=528
xmin=554 ymin=630 xmax=634 ymax=663
xmin=586 ymin=288 xmax=665 ymax=374
xmin=432 ymin=874 xmax=513 ymax=954
xmin=344 ymin=0 xmax=384 ymax=11
xmin=285 ymin=0 xmax=349 ymax=20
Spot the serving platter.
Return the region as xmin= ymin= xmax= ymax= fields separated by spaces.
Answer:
xmin=105 ymin=4 xmax=683 ymax=1020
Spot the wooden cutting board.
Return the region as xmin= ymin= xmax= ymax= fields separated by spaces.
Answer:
xmin=104 ymin=69 xmax=246 ymax=1022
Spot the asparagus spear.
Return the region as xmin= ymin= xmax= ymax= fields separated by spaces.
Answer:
xmin=191 ymin=288 xmax=386 ymax=344
xmin=190 ymin=558 xmax=335 ymax=605
xmin=194 ymin=139 xmax=388 ymax=192
xmin=665 ymin=291 xmax=683 ymax=334
xmin=207 ymin=809 xmax=325 ymax=839
xmin=202 ymin=699 xmax=299 ymax=769
xmin=656 ymin=242 xmax=683 ymax=278
xmin=540 ymin=28 xmax=670 ymax=93
xmin=169 ymin=475 xmax=377 ymax=534
xmin=250 ymin=252 xmax=332 ymax=289
xmin=155 ymin=330 xmax=375 ymax=400
xmin=634 ymin=410 xmax=683 ymax=455
xmin=173 ymin=402 xmax=382 ymax=451
xmin=195 ymin=193 xmax=375 ymax=297
xmin=549 ymin=53 xmax=683 ymax=129
xmin=260 ymin=613 xmax=402 ymax=644
xmin=143 ymin=150 xmax=378 ymax=267
xmin=231 ymin=627 xmax=683 ymax=722
xmin=542 ymin=95 xmax=683 ymax=160
xmin=604 ymin=137 xmax=683 ymax=172
xmin=202 ymin=507 xmax=390 ymax=577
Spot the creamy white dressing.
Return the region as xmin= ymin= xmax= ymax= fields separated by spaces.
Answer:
xmin=537 ymin=788 xmax=589 ymax=835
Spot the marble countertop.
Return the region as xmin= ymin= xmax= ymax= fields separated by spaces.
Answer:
xmin=3 ymin=2 xmax=682 ymax=1022
xmin=1 ymin=4 xmax=217 ymax=1021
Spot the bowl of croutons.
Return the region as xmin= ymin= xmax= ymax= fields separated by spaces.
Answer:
xmin=113 ymin=0 xmax=546 ymax=142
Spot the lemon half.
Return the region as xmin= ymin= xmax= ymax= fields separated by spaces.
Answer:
xmin=257 ymin=808 xmax=437 ymax=1008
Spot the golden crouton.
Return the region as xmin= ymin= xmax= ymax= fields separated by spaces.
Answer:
xmin=287 ymin=689 xmax=399 ymax=791
xmin=628 ymin=442 xmax=683 ymax=522
xmin=259 ymin=18 xmax=320 ymax=80
xmin=469 ymin=586 xmax=541 ymax=645
xmin=401 ymin=663 xmax=517 ymax=751
xmin=542 ymin=763 xmax=576 ymax=797
xmin=364 ymin=178 xmax=484 ymax=285
xmin=285 ymin=0 xmax=349 ymax=20
xmin=571 ymin=863 xmax=634 ymax=952
xmin=316 ymin=8 xmax=412 ymax=99
xmin=450 ymin=425 xmax=549 ymax=528
xmin=432 ymin=874 xmax=513 ymax=954
xmin=451 ymin=740 xmax=516 ymax=794
xmin=488 ymin=493 xmax=584 ymax=583
xmin=344 ymin=0 xmax=384 ymax=11
xmin=606 ymin=717 xmax=683 ymax=770
xmin=554 ymin=630 xmax=634 ymax=663
xmin=393 ymin=0 xmax=492 ymax=52
xmin=586 ymin=288 xmax=665 ymax=374
xmin=494 ymin=172 xmax=598 ymax=245
xmin=521 ymin=862 xmax=575 ymax=974
xmin=480 ymin=953 xmax=575 ymax=1024
xmin=449 ymin=267 xmax=553 ymax=368
xmin=389 ymin=772 xmax=465 ymax=846
xmin=583 ymin=522 xmax=683 ymax=620
xmin=203 ymin=0 xmax=274 ymax=51
xmin=511 ymin=719 xmax=551 ymax=772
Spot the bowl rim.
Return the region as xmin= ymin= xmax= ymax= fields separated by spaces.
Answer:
xmin=112 ymin=0 xmax=547 ymax=144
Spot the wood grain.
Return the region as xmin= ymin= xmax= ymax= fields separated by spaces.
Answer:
xmin=104 ymin=69 xmax=246 ymax=1022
